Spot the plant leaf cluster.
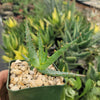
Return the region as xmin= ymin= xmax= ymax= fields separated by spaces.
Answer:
xmin=1 ymin=0 xmax=100 ymax=99
xmin=25 ymin=22 xmax=85 ymax=78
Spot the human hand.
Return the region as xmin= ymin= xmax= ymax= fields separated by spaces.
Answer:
xmin=0 ymin=70 xmax=9 ymax=100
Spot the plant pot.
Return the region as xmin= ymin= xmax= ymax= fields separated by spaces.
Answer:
xmin=6 ymin=60 xmax=66 ymax=100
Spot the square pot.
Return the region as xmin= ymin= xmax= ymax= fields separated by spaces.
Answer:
xmin=6 ymin=60 xmax=66 ymax=100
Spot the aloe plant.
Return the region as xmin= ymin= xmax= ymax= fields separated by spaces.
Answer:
xmin=27 ymin=0 xmax=82 ymax=51
xmin=38 ymin=0 xmax=100 ymax=71
xmin=24 ymin=22 xmax=85 ymax=78
xmin=56 ymin=12 xmax=100 ymax=70
xmin=42 ymin=0 xmax=78 ymax=39
xmin=28 ymin=17 xmax=55 ymax=50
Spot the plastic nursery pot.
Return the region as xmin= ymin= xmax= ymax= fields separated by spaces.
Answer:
xmin=6 ymin=60 xmax=66 ymax=100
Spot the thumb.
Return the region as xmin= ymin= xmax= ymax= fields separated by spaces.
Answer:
xmin=0 ymin=70 xmax=8 ymax=89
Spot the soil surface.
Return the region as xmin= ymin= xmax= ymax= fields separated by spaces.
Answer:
xmin=9 ymin=60 xmax=64 ymax=91
xmin=0 ymin=17 xmax=8 ymax=71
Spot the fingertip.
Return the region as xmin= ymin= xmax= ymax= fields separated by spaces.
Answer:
xmin=0 ymin=70 xmax=8 ymax=85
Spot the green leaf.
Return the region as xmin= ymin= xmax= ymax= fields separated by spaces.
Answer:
xmin=97 ymin=81 xmax=100 ymax=86
xmin=78 ymin=79 xmax=93 ymax=98
xmin=97 ymin=56 xmax=100 ymax=72
xmin=91 ymin=87 xmax=100 ymax=96
xmin=67 ymin=77 xmax=82 ymax=90
xmin=87 ymin=63 xmax=97 ymax=81
xmin=65 ymin=86 xmax=76 ymax=99
xmin=40 ymin=40 xmax=76 ymax=70
xmin=38 ymin=33 xmax=44 ymax=64
xmin=25 ymin=22 xmax=39 ymax=68
xmin=82 ymin=92 xmax=99 ymax=100
xmin=73 ymin=52 xmax=90 ymax=58
xmin=75 ymin=77 xmax=82 ymax=90
xmin=39 ymin=69 xmax=85 ymax=78
xmin=66 ymin=57 xmax=77 ymax=63
xmin=77 ymin=38 xmax=91 ymax=49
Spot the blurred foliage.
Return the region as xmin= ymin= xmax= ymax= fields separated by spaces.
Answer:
xmin=1 ymin=0 xmax=100 ymax=99
xmin=2 ymin=17 xmax=26 ymax=62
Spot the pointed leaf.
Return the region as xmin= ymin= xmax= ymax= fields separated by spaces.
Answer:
xmin=39 ymin=69 xmax=85 ymax=78
xmin=40 ymin=40 xmax=77 ymax=70
xmin=78 ymin=79 xmax=93 ymax=98
xmin=25 ymin=22 xmax=39 ymax=67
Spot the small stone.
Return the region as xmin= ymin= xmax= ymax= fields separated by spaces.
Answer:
xmin=48 ymin=65 xmax=56 ymax=71
xmin=43 ymin=82 xmax=49 ymax=86
xmin=48 ymin=76 xmax=54 ymax=81
xmin=33 ymin=68 xmax=38 ymax=75
xmin=11 ymin=62 xmax=16 ymax=68
xmin=58 ymin=76 xmax=64 ymax=82
xmin=41 ymin=75 xmax=46 ymax=81
xmin=10 ymin=69 xmax=15 ymax=74
xmin=37 ymin=72 xmax=42 ymax=75
xmin=15 ymin=60 xmax=21 ymax=63
xmin=30 ymin=77 xmax=43 ymax=87
xmin=21 ymin=86 xmax=27 ymax=89
xmin=30 ymin=81 xmax=37 ymax=87
xmin=29 ymin=70 xmax=34 ymax=75
xmin=57 ymin=82 xmax=64 ymax=85
xmin=20 ymin=66 xmax=27 ymax=71
xmin=13 ymin=69 xmax=22 ymax=75
xmin=22 ymin=61 xmax=29 ymax=67
xmin=55 ymin=77 xmax=61 ymax=83
xmin=9 ymin=84 xmax=14 ymax=88
xmin=10 ymin=77 xmax=19 ymax=85
xmin=22 ymin=78 xmax=31 ymax=84
xmin=18 ymin=81 xmax=24 ymax=86
xmin=11 ymin=86 xmax=19 ymax=91
xmin=24 ymin=70 xmax=29 ymax=74
xmin=48 ymin=80 xmax=56 ymax=86
xmin=10 ymin=74 xmax=16 ymax=78
xmin=18 ymin=76 xmax=22 ymax=81
xmin=26 ymin=84 xmax=31 ymax=88
xmin=34 ymin=79 xmax=43 ymax=87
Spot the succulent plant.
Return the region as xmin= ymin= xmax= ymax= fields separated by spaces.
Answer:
xmin=64 ymin=77 xmax=82 ymax=100
xmin=42 ymin=0 xmax=78 ymax=39
xmin=27 ymin=17 xmax=55 ymax=50
xmin=2 ymin=33 xmax=18 ymax=62
xmin=2 ymin=18 xmax=26 ymax=62
xmin=56 ymin=11 xmax=100 ymax=70
xmin=79 ymin=56 xmax=100 ymax=100
xmin=4 ymin=17 xmax=18 ymax=28
xmin=63 ymin=56 xmax=100 ymax=100
xmin=24 ymin=22 xmax=85 ymax=78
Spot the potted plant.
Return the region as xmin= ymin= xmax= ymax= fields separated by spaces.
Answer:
xmin=6 ymin=23 xmax=85 ymax=100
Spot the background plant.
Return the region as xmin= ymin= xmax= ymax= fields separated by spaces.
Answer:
xmin=0 ymin=0 xmax=44 ymax=20
xmin=1 ymin=0 xmax=100 ymax=99
xmin=53 ymin=1 xmax=100 ymax=72
xmin=2 ymin=18 xmax=27 ymax=62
